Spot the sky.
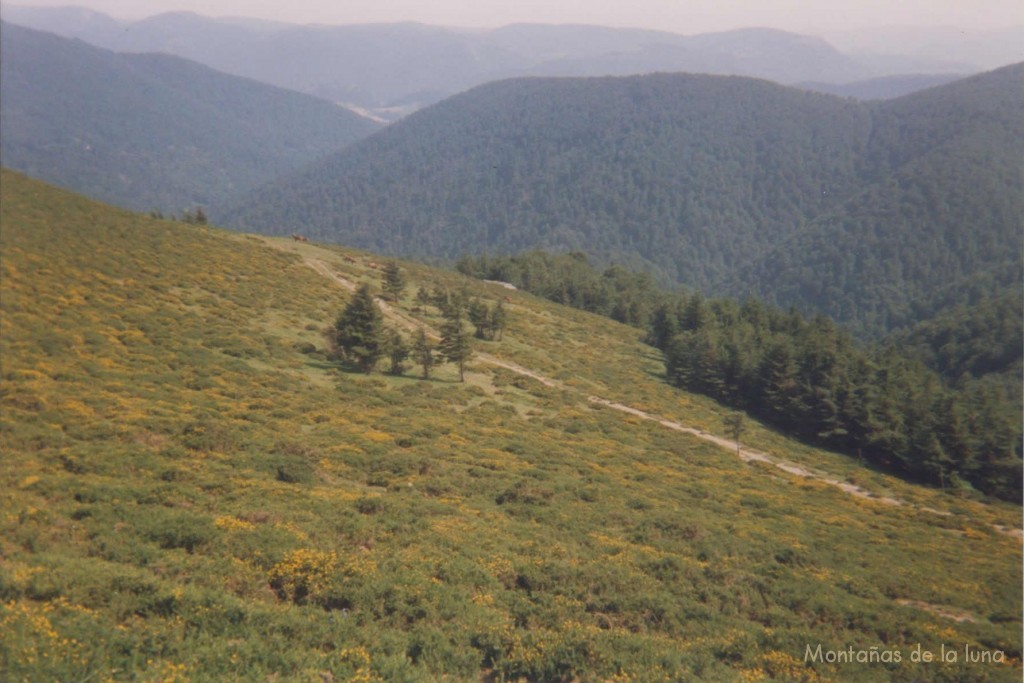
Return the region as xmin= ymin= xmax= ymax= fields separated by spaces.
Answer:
xmin=3 ymin=0 xmax=1023 ymax=34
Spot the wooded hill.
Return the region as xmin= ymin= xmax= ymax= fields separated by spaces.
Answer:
xmin=2 ymin=170 xmax=1020 ymax=681
xmin=0 ymin=21 xmax=380 ymax=214
xmin=225 ymin=64 xmax=1024 ymax=339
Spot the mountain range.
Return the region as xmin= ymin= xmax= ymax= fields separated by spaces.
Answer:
xmin=2 ymin=14 xmax=1018 ymax=339
xmin=0 ymin=21 xmax=380 ymax=213
xmin=223 ymin=64 xmax=1024 ymax=338
xmin=6 ymin=5 xmax=1014 ymax=119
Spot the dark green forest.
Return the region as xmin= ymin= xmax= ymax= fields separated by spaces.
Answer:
xmin=457 ymin=251 xmax=1023 ymax=501
xmin=225 ymin=64 xmax=1024 ymax=339
xmin=0 ymin=21 xmax=379 ymax=214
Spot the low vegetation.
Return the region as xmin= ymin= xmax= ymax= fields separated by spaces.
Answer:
xmin=2 ymin=171 xmax=1021 ymax=681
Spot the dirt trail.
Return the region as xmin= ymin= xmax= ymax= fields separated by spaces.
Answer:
xmin=587 ymin=397 xmax=903 ymax=506
xmin=284 ymin=243 xmax=1021 ymax=539
xmin=478 ymin=354 xmax=561 ymax=388
xmin=896 ymin=600 xmax=980 ymax=623
xmin=304 ymin=258 xmax=356 ymax=292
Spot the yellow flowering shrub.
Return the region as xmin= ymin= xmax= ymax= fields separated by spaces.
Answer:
xmin=268 ymin=548 xmax=337 ymax=605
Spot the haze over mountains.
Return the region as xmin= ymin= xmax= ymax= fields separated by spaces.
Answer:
xmin=5 ymin=4 xmax=1020 ymax=119
xmin=226 ymin=64 xmax=1024 ymax=337
xmin=0 ymin=21 xmax=380 ymax=213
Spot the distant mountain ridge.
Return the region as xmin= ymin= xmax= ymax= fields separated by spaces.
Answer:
xmin=0 ymin=21 xmax=380 ymax=213
xmin=223 ymin=64 xmax=1024 ymax=337
xmin=796 ymin=73 xmax=966 ymax=99
xmin=3 ymin=5 xmax=1003 ymax=118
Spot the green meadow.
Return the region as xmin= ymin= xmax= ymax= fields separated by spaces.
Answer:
xmin=1 ymin=170 xmax=1020 ymax=682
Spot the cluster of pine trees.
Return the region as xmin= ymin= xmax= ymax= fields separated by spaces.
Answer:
xmin=457 ymin=252 xmax=659 ymax=327
xmin=459 ymin=251 xmax=1022 ymax=501
xmin=328 ymin=263 xmax=506 ymax=382
xmin=653 ymin=297 xmax=1021 ymax=500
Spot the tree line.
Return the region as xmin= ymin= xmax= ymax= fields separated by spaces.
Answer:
xmin=459 ymin=251 xmax=1022 ymax=501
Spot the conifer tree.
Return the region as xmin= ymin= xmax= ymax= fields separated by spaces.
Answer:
xmin=382 ymin=261 xmax=406 ymax=302
xmin=329 ymin=284 xmax=384 ymax=373
xmin=490 ymin=299 xmax=507 ymax=341
xmin=413 ymin=328 xmax=434 ymax=379
xmin=439 ymin=306 xmax=472 ymax=382
xmin=431 ymin=286 xmax=450 ymax=312
xmin=468 ymin=299 xmax=492 ymax=339
xmin=384 ymin=328 xmax=409 ymax=376
xmin=724 ymin=412 xmax=746 ymax=456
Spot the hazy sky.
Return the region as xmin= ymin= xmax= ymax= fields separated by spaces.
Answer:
xmin=3 ymin=0 xmax=1023 ymax=33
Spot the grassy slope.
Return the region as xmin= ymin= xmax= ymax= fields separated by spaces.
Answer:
xmin=1 ymin=169 xmax=1020 ymax=682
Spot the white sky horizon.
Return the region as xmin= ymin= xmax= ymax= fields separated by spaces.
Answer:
xmin=2 ymin=0 xmax=1023 ymax=35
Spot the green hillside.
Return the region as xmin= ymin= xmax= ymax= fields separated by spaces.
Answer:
xmin=1 ymin=171 xmax=1021 ymax=681
xmin=0 ymin=22 xmax=380 ymax=215
xmin=224 ymin=65 xmax=1024 ymax=338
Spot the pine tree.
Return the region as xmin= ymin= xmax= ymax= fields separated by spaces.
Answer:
xmin=724 ymin=412 xmax=746 ymax=456
xmin=468 ymin=299 xmax=492 ymax=339
xmin=439 ymin=306 xmax=472 ymax=382
xmin=490 ymin=299 xmax=507 ymax=341
xmin=329 ymin=284 xmax=385 ymax=373
xmin=646 ymin=302 xmax=680 ymax=349
xmin=412 ymin=328 xmax=434 ymax=380
xmin=756 ymin=338 xmax=803 ymax=429
xmin=382 ymin=261 xmax=406 ymax=302
xmin=384 ymin=329 xmax=409 ymax=376
xmin=431 ymin=286 xmax=450 ymax=312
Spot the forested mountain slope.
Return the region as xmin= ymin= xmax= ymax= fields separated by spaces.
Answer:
xmin=2 ymin=170 xmax=1021 ymax=681
xmin=729 ymin=63 xmax=1024 ymax=333
xmin=225 ymin=65 xmax=1024 ymax=336
xmin=0 ymin=22 xmax=380 ymax=213
xmin=885 ymin=290 xmax=1023 ymax=385
xmin=225 ymin=73 xmax=874 ymax=281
